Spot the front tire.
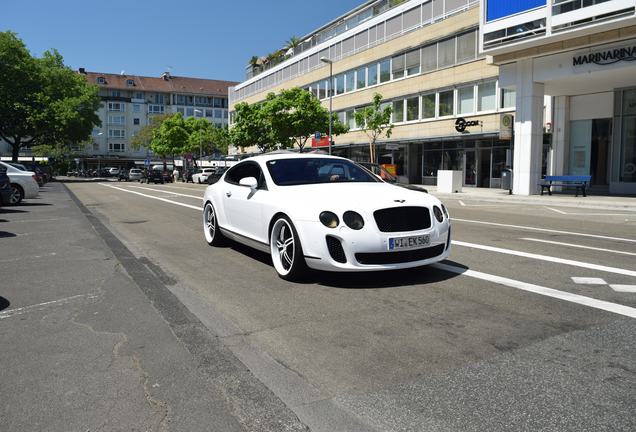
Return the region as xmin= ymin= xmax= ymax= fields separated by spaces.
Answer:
xmin=9 ymin=184 xmax=24 ymax=205
xmin=203 ymin=202 xmax=224 ymax=246
xmin=270 ymin=216 xmax=307 ymax=281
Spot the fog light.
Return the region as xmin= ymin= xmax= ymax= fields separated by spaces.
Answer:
xmin=319 ymin=211 xmax=339 ymax=228
xmin=433 ymin=206 xmax=444 ymax=222
xmin=343 ymin=211 xmax=364 ymax=230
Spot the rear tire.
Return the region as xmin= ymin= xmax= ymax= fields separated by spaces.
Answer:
xmin=9 ymin=184 xmax=23 ymax=205
xmin=270 ymin=216 xmax=307 ymax=281
xmin=203 ymin=202 xmax=224 ymax=246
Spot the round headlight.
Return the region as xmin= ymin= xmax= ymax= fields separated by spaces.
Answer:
xmin=319 ymin=211 xmax=339 ymax=228
xmin=343 ymin=211 xmax=364 ymax=230
xmin=433 ymin=206 xmax=444 ymax=223
xmin=441 ymin=204 xmax=449 ymax=218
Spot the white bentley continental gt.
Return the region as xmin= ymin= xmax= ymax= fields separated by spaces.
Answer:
xmin=202 ymin=153 xmax=451 ymax=280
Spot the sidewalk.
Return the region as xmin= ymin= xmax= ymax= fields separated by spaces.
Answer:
xmin=426 ymin=185 xmax=636 ymax=211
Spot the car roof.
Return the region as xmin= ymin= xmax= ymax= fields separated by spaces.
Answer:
xmin=246 ymin=152 xmax=349 ymax=163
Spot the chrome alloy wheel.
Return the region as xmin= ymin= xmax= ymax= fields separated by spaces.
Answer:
xmin=203 ymin=202 xmax=222 ymax=245
xmin=272 ymin=219 xmax=295 ymax=275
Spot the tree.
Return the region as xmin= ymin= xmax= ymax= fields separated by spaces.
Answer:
xmin=0 ymin=31 xmax=101 ymax=161
xmin=265 ymin=87 xmax=348 ymax=153
xmin=230 ymin=101 xmax=275 ymax=153
xmin=130 ymin=113 xmax=172 ymax=151
xmin=151 ymin=113 xmax=189 ymax=169
xmin=353 ymin=93 xmax=393 ymax=163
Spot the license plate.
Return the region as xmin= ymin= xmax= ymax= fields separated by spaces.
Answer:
xmin=388 ymin=234 xmax=430 ymax=251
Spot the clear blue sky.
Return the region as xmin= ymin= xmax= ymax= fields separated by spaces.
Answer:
xmin=2 ymin=0 xmax=363 ymax=83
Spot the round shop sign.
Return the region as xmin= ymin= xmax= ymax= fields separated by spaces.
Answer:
xmin=455 ymin=117 xmax=480 ymax=133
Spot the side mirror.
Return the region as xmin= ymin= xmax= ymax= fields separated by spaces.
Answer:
xmin=239 ymin=176 xmax=258 ymax=190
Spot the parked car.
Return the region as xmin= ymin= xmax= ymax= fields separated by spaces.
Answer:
xmin=192 ymin=168 xmax=216 ymax=184
xmin=358 ymin=162 xmax=428 ymax=193
xmin=161 ymin=170 xmax=174 ymax=183
xmin=202 ymin=153 xmax=451 ymax=281
xmin=128 ymin=168 xmax=142 ymax=181
xmin=182 ymin=167 xmax=197 ymax=183
xmin=0 ymin=161 xmax=39 ymax=205
xmin=142 ymin=169 xmax=164 ymax=184
xmin=6 ymin=162 xmax=44 ymax=186
xmin=118 ymin=170 xmax=130 ymax=181
xmin=0 ymin=166 xmax=12 ymax=206
xmin=108 ymin=167 xmax=120 ymax=176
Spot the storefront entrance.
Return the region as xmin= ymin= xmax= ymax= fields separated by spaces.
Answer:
xmin=569 ymin=118 xmax=611 ymax=186
xmin=463 ymin=147 xmax=495 ymax=187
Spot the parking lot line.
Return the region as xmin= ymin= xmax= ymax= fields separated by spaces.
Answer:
xmin=453 ymin=218 xmax=636 ymax=243
xmin=0 ymin=293 xmax=100 ymax=319
xmin=128 ymin=185 xmax=202 ymax=199
xmin=100 ymin=183 xmax=202 ymax=211
xmin=452 ymin=240 xmax=636 ymax=277
xmin=433 ymin=263 xmax=636 ymax=319
xmin=521 ymin=237 xmax=636 ymax=256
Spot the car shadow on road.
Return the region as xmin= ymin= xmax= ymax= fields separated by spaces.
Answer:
xmin=0 ymin=296 xmax=10 ymax=311
xmin=16 ymin=202 xmax=52 ymax=206
xmin=0 ymin=208 xmax=27 ymax=214
xmin=314 ymin=260 xmax=467 ymax=289
xmin=0 ymin=231 xmax=17 ymax=238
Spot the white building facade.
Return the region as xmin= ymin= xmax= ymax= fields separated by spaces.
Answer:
xmin=481 ymin=0 xmax=636 ymax=194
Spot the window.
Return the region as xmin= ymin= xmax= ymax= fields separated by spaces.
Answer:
xmin=346 ymin=109 xmax=355 ymax=129
xmin=133 ymin=118 xmax=140 ymax=125
xmin=149 ymin=105 xmax=164 ymax=114
xmin=438 ymin=90 xmax=454 ymax=116
xmin=205 ymin=109 xmax=214 ymax=117
xmin=501 ymin=88 xmax=515 ymax=109
xmin=355 ymin=107 xmax=367 ymax=128
xmin=195 ymin=109 xmax=203 ymax=117
xmin=127 ymin=79 xmax=135 ymax=87
xmin=392 ymin=100 xmax=404 ymax=123
xmin=421 ymin=44 xmax=437 ymax=73
xmin=458 ymin=86 xmax=475 ymax=114
xmin=356 ymin=67 xmax=366 ymax=89
xmin=405 ymin=49 xmax=420 ymax=76
xmin=213 ymin=98 xmax=223 ymax=108
xmin=155 ymin=94 xmax=165 ymax=104
xmin=108 ymin=129 xmax=125 ymax=138
xmin=345 ymin=73 xmax=355 ymax=92
xmin=108 ymin=115 xmax=125 ymax=125
xmin=111 ymin=90 xmax=121 ymax=97
xmin=186 ymin=107 xmax=194 ymax=116
xmin=133 ymin=104 xmax=141 ymax=113
xmin=422 ymin=94 xmax=436 ymax=119
xmin=438 ymin=38 xmax=456 ymax=68
xmin=379 ymin=59 xmax=390 ymax=83
xmin=224 ymin=162 xmax=265 ymax=189
xmin=108 ymin=143 xmax=125 ymax=153
xmin=456 ymin=31 xmax=476 ymax=63
xmin=214 ymin=109 xmax=222 ymax=118
xmin=478 ymin=81 xmax=496 ymax=111
xmin=335 ymin=74 xmax=345 ymax=95
xmin=318 ymin=82 xmax=326 ymax=99
xmin=391 ymin=54 xmax=405 ymax=79
xmin=337 ymin=111 xmax=345 ymax=124
xmin=134 ymin=92 xmax=143 ymax=99
xmin=108 ymin=102 xmax=124 ymax=112
xmin=177 ymin=107 xmax=185 ymax=114
xmin=97 ymin=77 xmax=106 ymax=84
xmin=368 ymin=64 xmax=378 ymax=86
xmin=406 ymin=96 xmax=419 ymax=121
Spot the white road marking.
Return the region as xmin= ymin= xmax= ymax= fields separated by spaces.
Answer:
xmin=609 ymin=285 xmax=636 ymax=293
xmin=100 ymin=183 xmax=202 ymax=211
xmin=571 ymin=277 xmax=607 ymax=285
xmin=546 ymin=207 xmax=567 ymax=214
xmin=452 ymin=240 xmax=636 ymax=277
xmin=128 ymin=185 xmax=201 ymax=199
xmin=521 ymin=237 xmax=636 ymax=257
xmin=433 ymin=263 xmax=636 ymax=318
xmin=0 ymin=252 xmax=57 ymax=263
xmin=0 ymin=293 xmax=100 ymax=319
xmin=162 ymin=184 xmax=206 ymax=192
xmin=453 ymin=218 xmax=636 ymax=243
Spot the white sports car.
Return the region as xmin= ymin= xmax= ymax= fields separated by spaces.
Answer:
xmin=202 ymin=153 xmax=451 ymax=280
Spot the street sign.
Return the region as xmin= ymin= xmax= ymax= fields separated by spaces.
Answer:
xmin=314 ymin=132 xmax=321 ymax=140
xmin=385 ymin=143 xmax=400 ymax=150
xmin=144 ymin=159 xmax=150 ymax=166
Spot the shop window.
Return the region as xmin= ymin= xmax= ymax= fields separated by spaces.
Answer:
xmin=456 ymin=31 xmax=476 ymax=63
xmin=438 ymin=90 xmax=454 ymax=117
xmin=368 ymin=64 xmax=378 ymax=86
xmin=379 ymin=59 xmax=391 ymax=83
xmin=422 ymin=150 xmax=442 ymax=180
xmin=392 ymin=54 xmax=405 ymax=79
xmin=422 ymin=94 xmax=436 ymax=119
xmin=478 ymin=81 xmax=497 ymax=111
xmin=501 ymin=88 xmax=516 ymax=109
xmin=458 ymin=86 xmax=475 ymax=114
xmin=392 ymin=100 xmax=404 ymax=123
xmin=620 ymin=88 xmax=636 ymax=182
xmin=405 ymin=49 xmax=420 ymax=76
xmin=406 ymin=97 xmax=419 ymax=121
xmin=438 ymin=38 xmax=456 ymax=68
xmin=421 ymin=44 xmax=437 ymax=73
xmin=356 ymin=67 xmax=366 ymax=89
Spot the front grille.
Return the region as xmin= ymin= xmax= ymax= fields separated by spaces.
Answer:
xmin=326 ymin=235 xmax=346 ymax=263
xmin=355 ymin=244 xmax=445 ymax=265
xmin=373 ymin=206 xmax=431 ymax=232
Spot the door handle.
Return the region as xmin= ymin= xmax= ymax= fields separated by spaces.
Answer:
xmin=226 ymin=191 xmax=232 ymax=197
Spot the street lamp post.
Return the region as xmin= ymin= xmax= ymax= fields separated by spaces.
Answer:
xmin=194 ymin=109 xmax=203 ymax=164
xmin=96 ymin=132 xmax=103 ymax=174
xmin=320 ymin=57 xmax=333 ymax=155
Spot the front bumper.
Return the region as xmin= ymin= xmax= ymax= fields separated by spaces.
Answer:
xmin=297 ymin=218 xmax=451 ymax=272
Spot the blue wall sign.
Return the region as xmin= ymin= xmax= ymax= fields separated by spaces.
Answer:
xmin=486 ymin=0 xmax=545 ymax=22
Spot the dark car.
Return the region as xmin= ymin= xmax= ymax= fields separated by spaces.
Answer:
xmin=206 ymin=166 xmax=229 ymax=185
xmin=117 ymin=170 xmax=130 ymax=181
xmin=161 ymin=170 xmax=173 ymax=183
xmin=0 ymin=166 xmax=12 ymax=206
xmin=143 ymin=170 xmax=164 ymax=184
xmin=182 ymin=167 xmax=197 ymax=183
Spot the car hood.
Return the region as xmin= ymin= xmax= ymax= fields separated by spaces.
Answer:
xmin=278 ymin=182 xmax=441 ymax=219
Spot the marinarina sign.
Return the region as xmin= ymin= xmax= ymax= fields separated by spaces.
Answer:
xmin=573 ymin=46 xmax=636 ymax=67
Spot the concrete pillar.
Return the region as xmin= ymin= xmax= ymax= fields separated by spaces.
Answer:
xmin=552 ymin=95 xmax=569 ymax=177
xmin=513 ymin=59 xmax=544 ymax=195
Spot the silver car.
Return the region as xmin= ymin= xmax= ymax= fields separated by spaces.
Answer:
xmin=128 ymin=168 xmax=142 ymax=181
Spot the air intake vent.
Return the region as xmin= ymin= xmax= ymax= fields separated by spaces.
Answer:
xmin=326 ymin=236 xmax=346 ymax=263
xmin=373 ymin=206 xmax=431 ymax=232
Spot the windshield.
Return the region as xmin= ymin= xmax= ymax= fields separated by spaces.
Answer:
xmin=266 ymin=158 xmax=379 ymax=186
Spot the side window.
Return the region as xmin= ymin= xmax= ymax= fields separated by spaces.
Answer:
xmin=224 ymin=162 xmax=267 ymax=189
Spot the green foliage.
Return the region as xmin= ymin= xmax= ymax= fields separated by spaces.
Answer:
xmin=353 ymin=93 xmax=393 ymax=162
xmin=230 ymin=101 xmax=276 ymax=153
xmin=129 ymin=113 xmax=171 ymax=150
xmin=151 ymin=113 xmax=189 ymax=158
xmin=0 ymin=31 xmax=101 ymax=161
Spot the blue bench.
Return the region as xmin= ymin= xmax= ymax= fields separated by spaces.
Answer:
xmin=539 ymin=175 xmax=591 ymax=197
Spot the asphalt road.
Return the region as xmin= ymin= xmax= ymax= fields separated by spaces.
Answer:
xmin=3 ymin=180 xmax=635 ymax=431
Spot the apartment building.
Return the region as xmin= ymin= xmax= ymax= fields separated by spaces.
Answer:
xmin=481 ymin=0 xmax=636 ymax=194
xmin=230 ymin=0 xmax=522 ymax=189
xmin=79 ymin=70 xmax=237 ymax=169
